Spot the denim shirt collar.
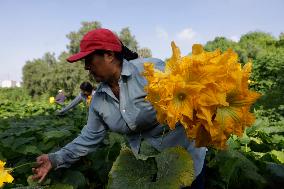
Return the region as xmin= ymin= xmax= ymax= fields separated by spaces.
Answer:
xmin=120 ymin=59 xmax=132 ymax=77
xmin=96 ymin=59 xmax=132 ymax=94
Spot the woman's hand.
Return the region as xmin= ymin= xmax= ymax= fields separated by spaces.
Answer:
xmin=55 ymin=110 xmax=63 ymax=116
xmin=32 ymin=154 xmax=52 ymax=183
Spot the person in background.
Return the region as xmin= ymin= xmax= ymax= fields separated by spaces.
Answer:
xmin=56 ymin=82 xmax=96 ymax=115
xmin=55 ymin=90 xmax=66 ymax=105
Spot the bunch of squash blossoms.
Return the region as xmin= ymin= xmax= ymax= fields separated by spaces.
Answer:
xmin=143 ymin=42 xmax=260 ymax=150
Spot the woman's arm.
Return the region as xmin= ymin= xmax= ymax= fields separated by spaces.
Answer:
xmin=48 ymin=105 xmax=107 ymax=169
xmin=57 ymin=93 xmax=84 ymax=114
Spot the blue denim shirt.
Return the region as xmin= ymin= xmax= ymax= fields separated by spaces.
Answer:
xmin=58 ymin=93 xmax=85 ymax=114
xmin=48 ymin=58 xmax=207 ymax=178
xmin=58 ymin=90 xmax=96 ymax=114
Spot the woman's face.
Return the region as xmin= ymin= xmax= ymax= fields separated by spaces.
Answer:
xmin=84 ymin=52 xmax=117 ymax=82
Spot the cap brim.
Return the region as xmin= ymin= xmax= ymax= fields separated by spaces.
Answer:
xmin=66 ymin=50 xmax=95 ymax=63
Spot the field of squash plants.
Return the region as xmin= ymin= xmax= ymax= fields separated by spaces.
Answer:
xmin=0 ymin=87 xmax=284 ymax=189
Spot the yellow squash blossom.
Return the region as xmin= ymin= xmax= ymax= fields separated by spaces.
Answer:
xmin=0 ymin=160 xmax=14 ymax=187
xmin=49 ymin=96 xmax=55 ymax=104
xmin=143 ymin=42 xmax=261 ymax=149
xmin=86 ymin=95 xmax=92 ymax=107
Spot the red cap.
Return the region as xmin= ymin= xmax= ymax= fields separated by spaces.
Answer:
xmin=67 ymin=28 xmax=122 ymax=63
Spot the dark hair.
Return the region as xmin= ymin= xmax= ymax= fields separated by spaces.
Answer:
xmin=80 ymin=81 xmax=94 ymax=93
xmin=120 ymin=42 xmax=139 ymax=61
xmin=91 ymin=42 xmax=138 ymax=62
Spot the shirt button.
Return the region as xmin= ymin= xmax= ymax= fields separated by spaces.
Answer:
xmin=122 ymin=109 xmax=126 ymax=113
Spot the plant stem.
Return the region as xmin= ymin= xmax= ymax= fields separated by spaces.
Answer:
xmin=12 ymin=162 xmax=36 ymax=171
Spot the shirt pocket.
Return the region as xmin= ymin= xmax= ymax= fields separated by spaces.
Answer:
xmin=97 ymin=101 xmax=131 ymax=134
xmin=134 ymin=100 xmax=159 ymax=132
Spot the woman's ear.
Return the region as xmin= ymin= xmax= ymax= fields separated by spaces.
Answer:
xmin=104 ymin=51 xmax=115 ymax=63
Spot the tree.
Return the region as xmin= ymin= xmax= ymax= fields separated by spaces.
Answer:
xmin=137 ymin=48 xmax=152 ymax=58
xmin=238 ymin=31 xmax=276 ymax=59
xmin=203 ymin=37 xmax=249 ymax=62
xmin=22 ymin=53 xmax=56 ymax=96
xmin=66 ymin=21 xmax=102 ymax=54
xmin=276 ymin=32 xmax=284 ymax=47
xmin=204 ymin=32 xmax=279 ymax=64
xmin=239 ymin=31 xmax=275 ymax=47
xmin=251 ymin=48 xmax=284 ymax=112
xmin=119 ymin=27 xmax=138 ymax=52
xmin=42 ymin=52 xmax=57 ymax=66
xmin=279 ymin=32 xmax=284 ymax=41
xmin=204 ymin=37 xmax=237 ymax=52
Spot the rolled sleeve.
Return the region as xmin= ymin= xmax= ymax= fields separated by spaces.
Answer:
xmin=48 ymin=104 xmax=106 ymax=169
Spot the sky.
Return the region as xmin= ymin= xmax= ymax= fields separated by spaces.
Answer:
xmin=0 ymin=0 xmax=283 ymax=82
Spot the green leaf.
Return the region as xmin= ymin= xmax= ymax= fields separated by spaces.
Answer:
xmin=107 ymin=132 xmax=126 ymax=146
xmin=107 ymin=146 xmax=194 ymax=189
xmin=49 ymin=183 xmax=74 ymax=189
xmin=258 ymin=126 xmax=284 ymax=134
xmin=27 ymin=175 xmax=39 ymax=187
xmin=61 ymin=170 xmax=86 ymax=189
xmin=134 ymin=140 xmax=159 ymax=160
xmin=270 ymin=150 xmax=284 ymax=164
xmin=107 ymin=142 xmax=122 ymax=162
xmin=249 ymin=137 xmax=263 ymax=144
xmin=107 ymin=147 xmax=157 ymax=189
xmin=240 ymin=132 xmax=251 ymax=145
xmin=227 ymin=135 xmax=241 ymax=150
xmin=208 ymin=150 xmax=267 ymax=189
xmin=154 ymin=147 xmax=194 ymax=188
xmin=13 ymin=137 xmax=36 ymax=150
xmin=43 ymin=130 xmax=72 ymax=142
xmin=0 ymin=151 xmax=5 ymax=160
xmin=17 ymin=145 xmax=42 ymax=155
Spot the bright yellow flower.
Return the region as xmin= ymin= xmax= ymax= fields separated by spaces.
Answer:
xmin=86 ymin=95 xmax=92 ymax=106
xmin=165 ymin=42 xmax=182 ymax=74
xmin=165 ymin=79 xmax=195 ymax=129
xmin=192 ymin=44 xmax=204 ymax=55
xmin=49 ymin=97 xmax=55 ymax=104
xmin=143 ymin=42 xmax=261 ymax=150
xmin=0 ymin=160 xmax=14 ymax=187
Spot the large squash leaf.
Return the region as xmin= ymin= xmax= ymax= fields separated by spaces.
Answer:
xmin=107 ymin=146 xmax=194 ymax=189
xmin=107 ymin=147 xmax=157 ymax=189
xmin=154 ymin=147 xmax=194 ymax=188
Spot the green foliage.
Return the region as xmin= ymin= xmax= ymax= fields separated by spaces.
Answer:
xmin=22 ymin=51 xmax=90 ymax=97
xmin=205 ymin=110 xmax=284 ymax=189
xmin=0 ymin=87 xmax=30 ymax=101
xmin=66 ymin=21 xmax=102 ymax=54
xmin=107 ymin=147 xmax=157 ymax=189
xmin=251 ymin=49 xmax=284 ymax=111
xmin=238 ymin=32 xmax=276 ymax=61
xmin=204 ymin=37 xmax=238 ymax=52
xmin=119 ymin=27 xmax=139 ymax=52
xmin=107 ymin=146 xmax=194 ymax=189
xmin=22 ymin=56 xmax=54 ymax=97
xmin=206 ymin=150 xmax=267 ymax=189
xmin=138 ymin=47 xmax=152 ymax=58
xmin=0 ymin=89 xmax=127 ymax=188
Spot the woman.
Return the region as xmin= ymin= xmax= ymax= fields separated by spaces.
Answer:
xmin=56 ymin=82 xmax=96 ymax=115
xmin=32 ymin=28 xmax=207 ymax=188
xmin=55 ymin=90 xmax=66 ymax=105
